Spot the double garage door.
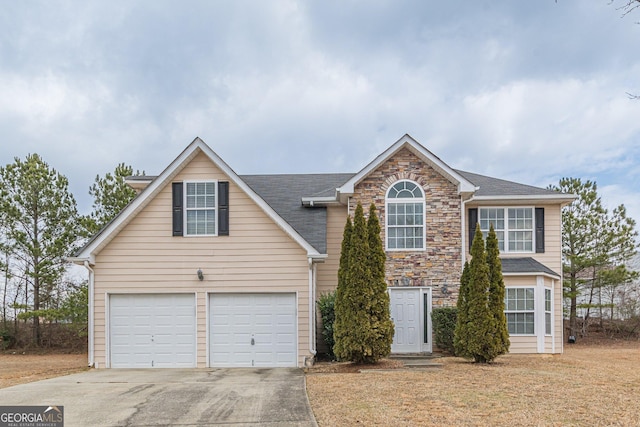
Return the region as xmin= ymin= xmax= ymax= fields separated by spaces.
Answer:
xmin=109 ymin=293 xmax=296 ymax=368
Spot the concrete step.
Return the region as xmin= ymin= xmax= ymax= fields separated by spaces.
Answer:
xmin=389 ymin=353 xmax=444 ymax=369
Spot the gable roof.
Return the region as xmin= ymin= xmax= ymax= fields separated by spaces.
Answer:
xmin=501 ymin=257 xmax=561 ymax=278
xmin=73 ymin=138 xmax=327 ymax=263
xmin=336 ymin=134 xmax=477 ymax=203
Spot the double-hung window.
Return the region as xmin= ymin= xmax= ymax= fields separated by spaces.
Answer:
xmin=185 ymin=181 xmax=216 ymax=235
xmin=479 ymin=207 xmax=533 ymax=252
xmin=386 ymin=180 xmax=425 ymax=250
xmin=504 ymin=288 xmax=535 ymax=335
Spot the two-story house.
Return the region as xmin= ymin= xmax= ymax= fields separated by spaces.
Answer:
xmin=71 ymin=134 xmax=574 ymax=368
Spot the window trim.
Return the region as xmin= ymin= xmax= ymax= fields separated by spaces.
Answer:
xmin=479 ymin=206 xmax=536 ymax=253
xmin=504 ymin=286 xmax=536 ymax=336
xmin=385 ymin=179 xmax=426 ymax=252
xmin=544 ymin=288 xmax=552 ymax=336
xmin=184 ymin=180 xmax=218 ymax=237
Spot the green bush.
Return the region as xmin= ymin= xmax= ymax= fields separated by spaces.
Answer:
xmin=317 ymin=291 xmax=336 ymax=359
xmin=0 ymin=329 xmax=14 ymax=350
xmin=431 ymin=307 xmax=457 ymax=354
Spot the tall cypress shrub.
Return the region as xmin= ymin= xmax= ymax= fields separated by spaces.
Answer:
xmin=486 ymin=224 xmax=510 ymax=355
xmin=366 ymin=203 xmax=394 ymax=361
xmin=455 ymin=225 xmax=497 ymax=363
xmin=334 ymin=203 xmax=372 ymax=363
xmin=334 ymin=202 xmax=393 ymax=364
xmin=333 ymin=217 xmax=353 ymax=360
xmin=454 ymin=261 xmax=471 ymax=357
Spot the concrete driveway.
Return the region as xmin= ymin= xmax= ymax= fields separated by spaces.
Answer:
xmin=0 ymin=368 xmax=317 ymax=427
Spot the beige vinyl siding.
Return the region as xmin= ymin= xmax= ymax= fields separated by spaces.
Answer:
xmin=92 ymin=152 xmax=311 ymax=368
xmin=316 ymin=205 xmax=348 ymax=295
xmin=314 ymin=205 xmax=348 ymax=354
xmin=508 ymin=337 xmax=538 ymax=353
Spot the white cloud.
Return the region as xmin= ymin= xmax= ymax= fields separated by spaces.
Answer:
xmin=1 ymin=0 xmax=639 ymax=233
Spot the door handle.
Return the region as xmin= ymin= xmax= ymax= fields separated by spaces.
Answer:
xmin=251 ymin=337 xmax=255 ymax=346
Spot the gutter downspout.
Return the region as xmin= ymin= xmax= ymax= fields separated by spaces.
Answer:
xmin=83 ymin=260 xmax=95 ymax=368
xmin=307 ymin=257 xmax=317 ymax=366
xmin=461 ymin=196 xmax=467 ymax=265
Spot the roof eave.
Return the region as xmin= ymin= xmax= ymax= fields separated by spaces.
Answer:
xmin=469 ymin=194 xmax=577 ymax=205
xmin=67 ymin=256 xmax=94 ymax=266
xmin=503 ymin=271 xmax=561 ymax=279
xmin=301 ymin=196 xmax=341 ymax=207
xmin=76 ymin=137 xmax=322 ymax=260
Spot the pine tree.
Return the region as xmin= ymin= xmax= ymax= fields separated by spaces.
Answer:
xmin=366 ymin=203 xmax=394 ymax=361
xmin=549 ymin=177 xmax=638 ymax=338
xmin=0 ymin=154 xmax=80 ymax=345
xmin=333 ymin=216 xmax=352 ymax=359
xmin=486 ymin=224 xmax=510 ymax=356
xmin=83 ymin=163 xmax=142 ymax=235
xmin=454 ymin=261 xmax=471 ymax=357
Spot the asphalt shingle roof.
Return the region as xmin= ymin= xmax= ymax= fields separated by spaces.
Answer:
xmin=240 ymin=173 xmax=354 ymax=253
xmin=455 ymin=170 xmax=562 ymax=197
xmin=92 ymin=162 xmax=564 ymax=256
xmin=501 ymin=257 xmax=560 ymax=277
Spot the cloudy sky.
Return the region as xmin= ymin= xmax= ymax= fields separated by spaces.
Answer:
xmin=1 ymin=1 xmax=639 ymax=227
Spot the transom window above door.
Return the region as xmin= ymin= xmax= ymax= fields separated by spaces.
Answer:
xmin=386 ymin=180 xmax=425 ymax=250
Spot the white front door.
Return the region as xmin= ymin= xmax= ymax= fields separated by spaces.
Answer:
xmin=389 ymin=288 xmax=432 ymax=353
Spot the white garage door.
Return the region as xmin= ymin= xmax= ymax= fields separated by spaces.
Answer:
xmin=209 ymin=293 xmax=297 ymax=367
xmin=109 ymin=294 xmax=196 ymax=368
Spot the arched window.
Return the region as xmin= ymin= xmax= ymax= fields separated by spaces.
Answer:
xmin=386 ymin=180 xmax=425 ymax=250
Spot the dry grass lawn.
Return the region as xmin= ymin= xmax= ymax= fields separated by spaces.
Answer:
xmin=0 ymin=353 xmax=88 ymax=389
xmin=306 ymin=341 xmax=640 ymax=426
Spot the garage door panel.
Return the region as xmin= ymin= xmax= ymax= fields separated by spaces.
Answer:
xmin=109 ymin=294 xmax=196 ymax=368
xmin=209 ymin=293 xmax=297 ymax=367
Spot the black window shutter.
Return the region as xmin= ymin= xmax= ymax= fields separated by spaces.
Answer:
xmin=535 ymin=207 xmax=545 ymax=253
xmin=172 ymin=182 xmax=183 ymax=236
xmin=468 ymin=208 xmax=478 ymax=251
xmin=218 ymin=181 xmax=229 ymax=236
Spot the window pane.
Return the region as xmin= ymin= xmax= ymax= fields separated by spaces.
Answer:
xmin=525 ymin=288 xmax=535 ymax=310
xmin=205 ymin=210 xmax=216 ymax=234
xmin=186 ymin=210 xmax=196 ymax=234
xmin=186 ymin=182 xmax=195 ymax=195
xmin=524 ymin=314 xmax=535 ymax=334
xmin=509 ymin=208 xmax=533 ymax=229
xmin=545 ymin=289 xmax=551 ymax=312
xmin=388 ymin=181 xmax=424 ymax=199
xmin=545 ymin=313 xmax=552 ymax=335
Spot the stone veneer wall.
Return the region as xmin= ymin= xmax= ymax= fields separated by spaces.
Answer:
xmin=350 ymin=147 xmax=462 ymax=308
